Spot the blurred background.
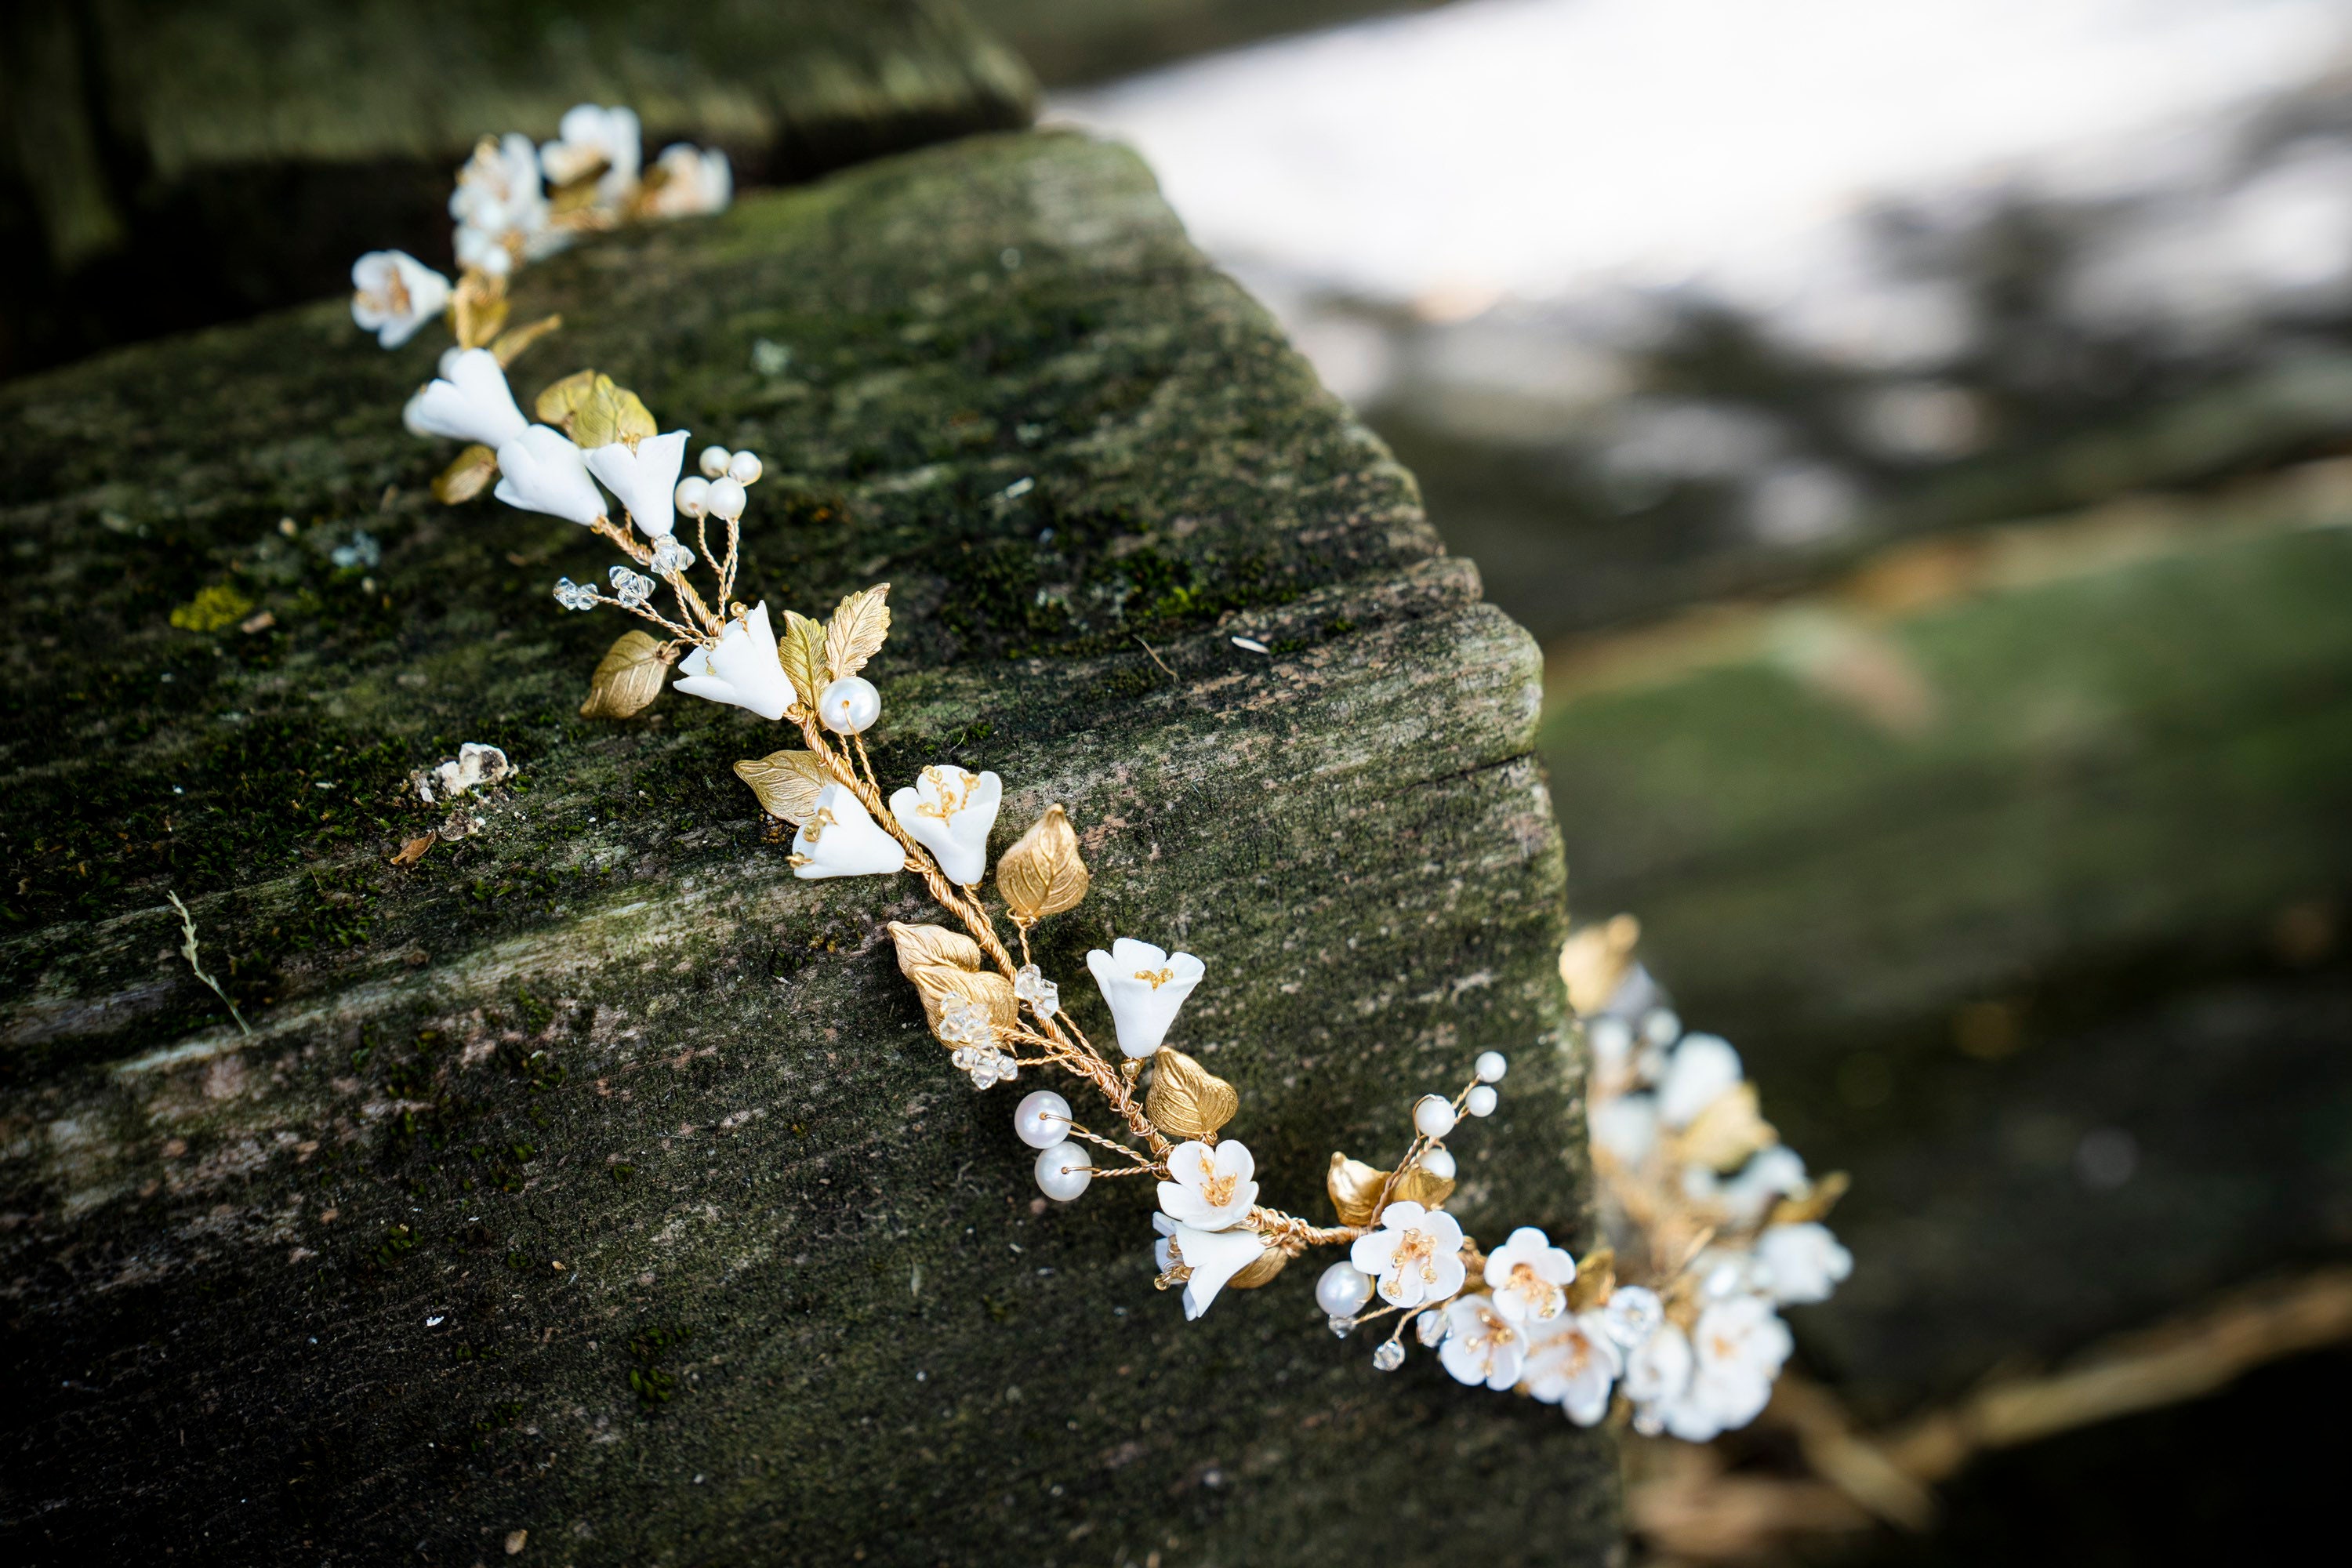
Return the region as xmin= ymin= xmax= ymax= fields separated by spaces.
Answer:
xmin=9 ymin=0 xmax=2349 ymax=1561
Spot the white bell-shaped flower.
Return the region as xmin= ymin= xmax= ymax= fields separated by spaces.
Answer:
xmin=450 ymin=132 xmax=553 ymax=269
xmin=350 ymin=250 xmax=451 ymax=348
xmin=407 ymin=348 xmax=529 ymax=448
xmin=642 ymin=143 xmax=733 ymax=217
xmin=493 ymin=426 xmax=606 ymax=526
xmin=539 ymin=103 xmax=641 ymax=203
xmin=887 ymin=765 xmax=1001 ymax=885
xmin=1151 ymin=1214 xmax=1267 ymax=1323
xmin=1156 ymin=1138 xmax=1258 ymax=1232
xmin=673 ymin=601 xmax=795 ymax=720
xmin=1084 ymin=938 xmax=1205 ymax=1059
xmin=585 ymin=430 xmax=688 ymax=537
xmin=786 ymin=783 xmax=906 ymax=880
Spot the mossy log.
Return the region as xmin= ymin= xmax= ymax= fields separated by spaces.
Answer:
xmin=0 ymin=0 xmax=1036 ymax=376
xmin=0 ymin=132 xmax=1616 ymax=1564
xmin=1539 ymin=474 xmax=2352 ymax=1419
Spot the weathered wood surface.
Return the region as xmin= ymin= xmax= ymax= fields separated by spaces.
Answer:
xmin=1538 ymin=470 xmax=2352 ymax=1421
xmin=0 ymin=0 xmax=1036 ymax=376
xmin=0 ymin=131 xmax=1615 ymax=1564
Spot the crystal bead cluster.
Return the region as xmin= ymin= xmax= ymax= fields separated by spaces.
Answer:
xmin=1012 ymin=964 xmax=1059 ymax=1016
xmin=552 ymin=577 xmax=597 ymax=611
xmin=940 ymin=994 xmax=1018 ymax=1090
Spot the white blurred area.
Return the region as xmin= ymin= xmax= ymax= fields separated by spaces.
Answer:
xmin=1054 ymin=0 xmax=2352 ymax=407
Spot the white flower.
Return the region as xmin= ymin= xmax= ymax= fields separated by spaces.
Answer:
xmin=1152 ymin=1213 xmax=1266 ymax=1322
xmin=1599 ymin=1285 xmax=1664 ymax=1352
xmin=1590 ymin=1095 xmax=1659 ymax=1166
xmin=1757 ymin=1222 xmax=1853 ymax=1305
xmin=1483 ymin=1226 xmax=1577 ymax=1323
xmin=540 ymin=103 xmax=641 ymax=204
xmin=1156 ymin=1139 xmax=1258 ymax=1232
xmin=493 ymin=426 xmax=607 ymax=526
xmin=1657 ymin=1033 xmax=1742 ymax=1128
xmin=405 ymin=348 xmax=528 ymax=448
xmin=1348 ymin=1200 xmax=1467 ymax=1310
xmin=674 ymin=601 xmax=795 ymax=720
xmin=1084 ymin=938 xmax=1205 ymax=1059
xmin=1715 ymin=1145 xmax=1810 ymax=1228
xmin=585 ymin=431 xmax=689 ymax=538
xmin=786 ymin=782 xmax=906 ymax=880
xmin=1437 ymin=1294 xmax=1528 ymax=1391
xmin=888 ymin=766 xmax=1003 ymax=885
xmin=1623 ymin=1319 xmax=1692 ymax=1403
xmin=450 ymin=132 xmax=553 ymax=272
xmin=641 ymin=143 xmax=733 ymax=217
xmin=1665 ymin=1294 xmax=1793 ymax=1440
xmin=350 ymin=251 xmax=451 ymax=348
xmin=1523 ymin=1311 xmax=1621 ymax=1425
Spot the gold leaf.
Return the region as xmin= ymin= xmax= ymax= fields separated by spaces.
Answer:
xmin=1565 ymin=1245 xmax=1614 ymax=1312
xmin=1327 ymin=1154 xmax=1391 ymax=1228
xmin=579 ymin=631 xmax=670 ymax=720
xmin=490 ymin=312 xmax=563 ymax=367
xmin=886 ymin=922 xmax=986 ymax=978
xmin=1560 ymin=913 xmax=1642 ymax=1017
xmin=1391 ymin=1166 xmax=1456 ymax=1210
xmin=570 ymin=376 xmax=658 ymax=450
xmin=1227 ymin=1241 xmax=1290 ymax=1290
xmin=535 ymin=368 xmax=601 ymax=430
xmin=778 ymin=609 xmax=828 ymax=710
xmin=996 ymin=804 xmax=1089 ymax=920
xmin=823 ymin=583 xmax=892 ymax=682
xmin=733 ymin=750 xmax=832 ymax=823
xmin=1675 ymin=1080 xmax=1777 ymax=1174
xmin=1767 ymin=1170 xmax=1851 ymax=1229
xmin=432 ymin=444 xmax=499 ymax=505
xmin=450 ymin=268 xmax=509 ymax=349
xmin=1145 ymin=1047 xmax=1238 ymax=1140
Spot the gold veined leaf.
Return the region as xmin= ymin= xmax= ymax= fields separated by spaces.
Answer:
xmin=778 ymin=609 xmax=829 ymax=710
xmin=1565 ymin=1245 xmax=1615 ymax=1312
xmin=490 ymin=313 xmax=563 ymax=367
xmin=1392 ymin=1165 xmax=1456 ymax=1210
xmin=1227 ymin=1240 xmax=1290 ymax=1290
xmin=823 ymin=583 xmax=892 ymax=682
xmin=570 ymin=376 xmax=658 ymax=450
xmin=885 ymin=921 xmax=986 ymax=978
xmin=1145 ymin=1047 xmax=1238 ymax=1140
xmin=1327 ymin=1154 xmax=1390 ymax=1228
xmin=580 ymin=630 xmax=670 ymax=720
xmin=732 ymin=750 xmax=832 ymax=823
xmin=1675 ymin=1080 xmax=1777 ymax=1174
xmin=535 ymin=368 xmax=601 ymax=430
xmin=1767 ymin=1170 xmax=1851 ymax=1229
xmin=996 ymin=804 xmax=1089 ymax=920
xmin=450 ymin=267 xmax=510 ymax=349
xmin=432 ymin=444 xmax=499 ymax=505
xmin=907 ymin=964 xmax=1018 ymax=1036
xmin=1559 ymin=913 xmax=1642 ymax=1017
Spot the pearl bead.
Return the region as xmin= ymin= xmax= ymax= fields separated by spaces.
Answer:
xmin=728 ymin=450 xmax=763 ymax=485
xmin=818 ymin=675 xmax=880 ymax=735
xmin=1315 ymin=1261 xmax=1374 ymax=1319
xmin=1012 ymin=1090 xmax=1070 ymax=1150
xmin=1413 ymin=1094 xmax=1457 ymax=1139
xmin=706 ymin=476 xmax=747 ymax=521
xmin=1420 ymin=1145 xmax=1457 ymax=1180
xmin=699 ymin=445 xmax=732 ymax=479
xmin=1465 ymin=1084 xmax=1497 ymax=1118
xmin=1033 ymin=1141 xmax=1091 ymax=1201
xmin=1475 ymin=1050 xmax=1507 ymax=1083
xmin=673 ymin=476 xmax=710 ymax=519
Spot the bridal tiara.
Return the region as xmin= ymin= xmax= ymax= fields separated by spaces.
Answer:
xmin=343 ymin=103 xmax=1853 ymax=1443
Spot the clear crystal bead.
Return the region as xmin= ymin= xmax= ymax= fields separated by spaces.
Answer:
xmin=608 ymin=565 xmax=655 ymax=608
xmin=1415 ymin=1308 xmax=1447 ymax=1347
xmin=649 ymin=536 xmax=695 ymax=575
xmin=1326 ymin=1315 xmax=1357 ymax=1338
xmin=1372 ymin=1340 xmax=1405 ymax=1372
xmin=551 ymin=577 xmax=597 ymax=612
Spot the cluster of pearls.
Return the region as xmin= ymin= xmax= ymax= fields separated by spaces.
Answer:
xmin=552 ymin=576 xmax=597 ymax=611
xmin=608 ymin=565 xmax=655 ymax=608
xmin=1012 ymin=1090 xmax=1091 ymax=1201
xmin=675 ymin=444 xmax=764 ymax=525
